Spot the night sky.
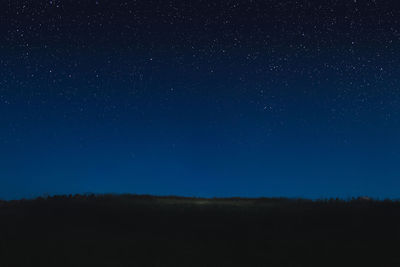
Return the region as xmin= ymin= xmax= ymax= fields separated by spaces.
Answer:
xmin=1 ymin=0 xmax=400 ymax=200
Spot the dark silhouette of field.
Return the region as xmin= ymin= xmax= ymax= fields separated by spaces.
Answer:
xmin=1 ymin=194 xmax=400 ymax=266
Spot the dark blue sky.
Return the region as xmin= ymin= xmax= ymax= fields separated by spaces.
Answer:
xmin=1 ymin=0 xmax=400 ymax=199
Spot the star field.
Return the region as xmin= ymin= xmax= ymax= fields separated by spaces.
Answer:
xmin=1 ymin=0 xmax=400 ymax=199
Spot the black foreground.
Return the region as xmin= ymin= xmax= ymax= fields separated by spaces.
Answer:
xmin=1 ymin=194 xmax=399 ymax=266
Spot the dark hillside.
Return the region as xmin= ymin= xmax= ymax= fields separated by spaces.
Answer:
xmin=1 ymin=195 xmax=400 ymax=266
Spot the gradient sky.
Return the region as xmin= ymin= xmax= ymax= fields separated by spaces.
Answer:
xmin=1 ymin=0 xmax=400 ymax=200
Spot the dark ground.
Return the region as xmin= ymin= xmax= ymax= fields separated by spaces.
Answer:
xmin=0 ymin=194 xmax=400 ymax=266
